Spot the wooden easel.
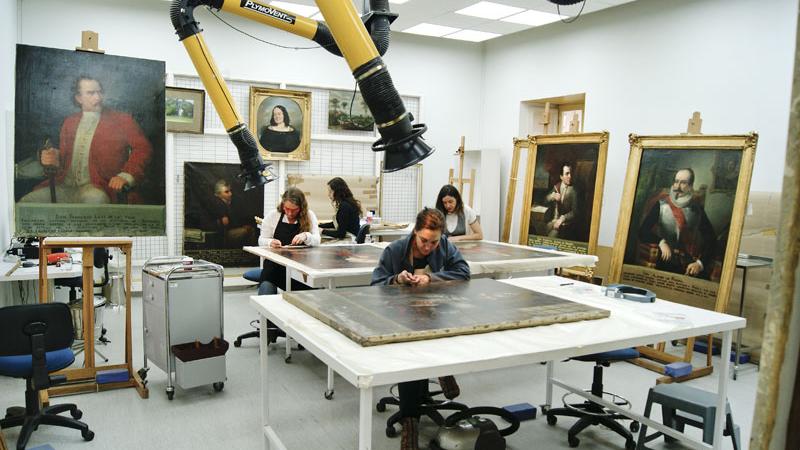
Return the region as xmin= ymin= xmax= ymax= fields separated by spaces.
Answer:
xmin=75 ymin=30 xmax=104 ymax=54
xmin=448 ymin=136 xmax=477 ymax=207
xmin=630 ymin=111 xmax=714 ymax=384
xmin=38 ymin=237 xmax=148 ymax=399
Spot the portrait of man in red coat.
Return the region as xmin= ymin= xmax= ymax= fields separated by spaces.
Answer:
xmin=19 ymin=75 xmax=152 ymax=204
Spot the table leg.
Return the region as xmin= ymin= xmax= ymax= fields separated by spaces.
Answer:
xmin=545 ymin=360 xmax=554 ymax=409
xmin=358 ymin=387 xmax=374 ymax=450
xmin=260 ymin=312 xmax=270 ymax=449
xmin=734 ymin=268 xmax=747 ymax=380
xmin=325 ymin=277 xmax=337 ymax=399
xmin=713 ymin=330 xmax=732 ymax=450
xmin=285 ymin=269 xmax=293 ymax=363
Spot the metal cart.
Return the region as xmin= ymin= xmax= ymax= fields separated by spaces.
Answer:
xmin=138 ymin=257 xmax=225 ymax=400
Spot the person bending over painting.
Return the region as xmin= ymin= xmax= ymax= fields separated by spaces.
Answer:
xmin=320 ymin=177 xmax=362 ymax=240
xmin=371 ymin=207 xmax=470 ymax=450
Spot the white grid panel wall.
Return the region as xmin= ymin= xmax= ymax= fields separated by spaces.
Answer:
xmin=132 ymin=75 xmax=421 ymax=263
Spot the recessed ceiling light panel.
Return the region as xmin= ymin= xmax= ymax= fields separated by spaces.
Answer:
xmin=402 ymin=23 xmax=462 ymax=37
xmin=501 ymin=10 xmax=565 ymax=26
xmin=455 ymin=1 xmax=525 ymax=20
xmin=444 ymin=29 xmax=502 ymax=42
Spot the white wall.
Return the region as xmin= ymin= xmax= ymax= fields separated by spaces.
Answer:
xmin=8 ymin=0 xmax=483 ymax=234
xmin=1 ymin=0 xmax=19 ymax=248
xmin=481 ymin=0 xmax=798 ymax=247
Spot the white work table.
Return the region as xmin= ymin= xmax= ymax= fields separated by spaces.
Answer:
xmin=250 ymin=275 xmax=744 ymax=450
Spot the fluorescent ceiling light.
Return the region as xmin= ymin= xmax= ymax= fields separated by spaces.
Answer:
xmin=444 ymin=30 xmax=501 ymax=42
xmin=389 ymin=0 xmax=411 ymax=4
xmin=270 ymin=1 xmax=319 ymax=17
xmin=403 ymin=23 xmax=461 ymax=37
xmin=455 ymin=1 xmax=524 ymax=20
xmin=501 ymin=9 xmax=565 ymax=26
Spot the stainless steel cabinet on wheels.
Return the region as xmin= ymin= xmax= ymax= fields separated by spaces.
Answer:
xmin=138 ymin=257 xmax=226 ymax=400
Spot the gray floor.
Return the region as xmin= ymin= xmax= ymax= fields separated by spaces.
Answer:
xmin=1 ymin=288 xmax=757 ymax=450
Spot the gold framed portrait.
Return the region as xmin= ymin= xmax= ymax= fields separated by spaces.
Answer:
xmin=518 ymin=132 xmax=609 ymax=255
xmin=609 ymin=133 xmax=758 ymax=312
xmin=249 ymin=87 xmax=311 ymax=161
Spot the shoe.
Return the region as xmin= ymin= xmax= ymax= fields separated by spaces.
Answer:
xmin=438 ymin=375 xmax=460 ymax=400
xmin=400 ymin=417 xmax=419 ymax=450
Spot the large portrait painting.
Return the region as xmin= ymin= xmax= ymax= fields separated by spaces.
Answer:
xmin=328 ymin=89 xmax=375 ymax=132
xmin=518 ymin=132 xmax=609 ymax=255
xmin=13 ymin=44 xmax=165 ymax=236
xmin=609 ymin=133 xmax=757 ymax=312
xmin=183 ymin=162 xmax=263 ymax=267
xmin=249 ymin=87 xmax=311 ymax=161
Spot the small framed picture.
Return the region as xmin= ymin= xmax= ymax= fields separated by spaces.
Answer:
xmin=609 ymin=133 xmax=758 ymax=312
xmin=249 ymin=87 xmax=311 ymax=161
xmin=165 ymin=87 xmax=205 ymax=134
xmin=328 ymin=89 xmax=375 ymax=132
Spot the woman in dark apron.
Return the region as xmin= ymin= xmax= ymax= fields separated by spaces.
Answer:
xmin=435 ymin=184 xmax=483 ymax=242
xmin=257 ymin=187 xmax=321 ymax=295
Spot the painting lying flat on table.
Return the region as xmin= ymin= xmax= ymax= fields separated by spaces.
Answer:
xmin=454 ymin=241 xmax=562 ymax=263
xmin=282 ymin=278 xmax=610 ymax=346
xmin=269 ymin=245 xmax=383 ymax=270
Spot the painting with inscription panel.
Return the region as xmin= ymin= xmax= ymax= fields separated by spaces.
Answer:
xmin=283 ymin=278 xmax=610 ymax=346
xmin=609 ymin=134 xmax=757 ymax=312
xmin=14 ymin=44 xmax=165 ymax=236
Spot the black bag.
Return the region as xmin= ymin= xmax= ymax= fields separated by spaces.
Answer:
xmin=430 ymin=406 xmax=520 ymax=450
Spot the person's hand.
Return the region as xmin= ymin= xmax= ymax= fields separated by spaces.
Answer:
xmin=291 ymin=234 xmax=306 ymax=245
xmin=552 ymin=192 xmax=562 ymax=202
xmin=413 ymin=273 xmax=432 ymax=287
xmin=658 ymin=240 xmax=672 ymax=261
xmin=449 ymin=235 xmax=463 ymax=242
xmin=40 ymin=147 xmax=59 ymax=167
xmin=269 ymin=239 xmax=282 ymax=248
xmin=396 ymin=270 xmax=415 ymax=285
xmin=220 ymin=216 xmax=230 ymax=226
xmin=554 ymin=217 xmax=564 ymax=230
xmin=685 ymin=261 xmax=702 ymax=276
xmin=108 ymin=176 xmax=129 ymax=192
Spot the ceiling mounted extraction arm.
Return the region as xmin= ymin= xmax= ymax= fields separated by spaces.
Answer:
xmin=170 ymin=0 xmax=435 ymax=190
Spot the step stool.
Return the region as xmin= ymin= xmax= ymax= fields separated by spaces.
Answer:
xmin=636 ymin=383 xmax=740 ymax=450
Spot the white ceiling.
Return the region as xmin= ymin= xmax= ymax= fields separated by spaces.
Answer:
xmin=273 ymin=0 xmax=638 ymax=40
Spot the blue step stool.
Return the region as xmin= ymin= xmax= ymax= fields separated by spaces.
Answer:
xmin=636 ymin=383 xmax=740 ymax=450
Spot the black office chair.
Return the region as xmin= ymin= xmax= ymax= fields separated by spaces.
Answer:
xmin=0 ymin=303 xmax=94 ymax=449
xmin=546 ymin=348 xmax=640 ymax=449
xmin=376 ymin=380 xmax=469 ymax=438
xmin=355 ymin=224 xmax=371 ymax=244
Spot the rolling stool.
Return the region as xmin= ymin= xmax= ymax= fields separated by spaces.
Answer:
xmin=376 ymin=379 xmax=469 ymax=438
xmin=234 ymin=268 xmax=288 ymax=348
xmin=546 ymin=348 xmax=640 ymax=449
xmin=636 ymin=383 xmax=740 ymax=450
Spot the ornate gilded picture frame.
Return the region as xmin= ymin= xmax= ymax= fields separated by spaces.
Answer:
xmin=518 ymin=132 xmax=609 ymax=255
xmin=609 ymin=133 xmax=758 ymax=312
xmin=249 ymin=87 xmax=311 ymax=161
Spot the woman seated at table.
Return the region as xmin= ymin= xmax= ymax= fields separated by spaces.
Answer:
xmin=320 ymin=177 xmax=362 ymax=240
xmin=371 ymin=207 xmax=470 ymax=450
xmin=435 ymin=184 xmax=483 ymax=241
xmin=257 ymin=187 xmax=321 ymax=295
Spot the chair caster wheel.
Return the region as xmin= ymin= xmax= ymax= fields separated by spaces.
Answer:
xmin=376 ymin=402 xmax=387 ymax=413
xmin=234 ymin=339 xmax=242 ymax=348
xmin=386 ymin=426 xmax=398 ymax=438
xmin=71 ymin=409 xmax=83 ymax=420
xmin=167 ymin=390 xmax=174 ymax=400
xmin=568 ymin=435 xmax=580 ymax=447
xmin=324 ymin=390 xmax=334 ymax=400
xmin=625 ymin=438 xmax=636 ymax=450
xmin=629 ymin=421 xmax=639 ymax=432
xmin=546 ymin=414 xmax=557 ymax=426
xmin=82 ymin=429 xmax=95 ymax=441
xmin=213 ymin=382 xmax=224 ymax=392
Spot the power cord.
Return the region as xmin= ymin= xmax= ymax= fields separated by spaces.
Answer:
xmin=558 ymin=0 xmax=587 ymax=24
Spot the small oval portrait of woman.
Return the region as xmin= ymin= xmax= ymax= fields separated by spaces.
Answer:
xmin=257 ymin=97 xmax=303 ymax=153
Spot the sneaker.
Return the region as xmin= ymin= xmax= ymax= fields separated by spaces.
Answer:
xmin=438 ymin=375 xmax=460 ymax=400
xmin=400 ymin=417 xmax=419 ymax=450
